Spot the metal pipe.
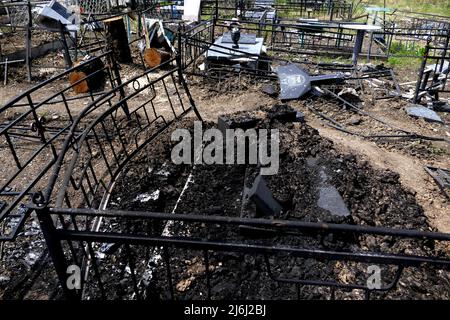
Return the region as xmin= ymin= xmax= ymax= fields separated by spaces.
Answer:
xmin=48 ymin=208 xmax=450 ymax=242
xmin=56 ymin=229 xmax=450 ymax=268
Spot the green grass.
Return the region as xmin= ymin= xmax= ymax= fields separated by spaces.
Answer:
xmin=388 ymin=41 xmax=426 ymax=58
xmin=387 ymin=56 xmax=421 ymax=68
xmin=382 ymin=41 xmax=423 ymax=68
xmin=363 ymin=0 xmax=450 ymax=16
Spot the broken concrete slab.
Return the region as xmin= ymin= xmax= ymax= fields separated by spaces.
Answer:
xmin=406 ymin=105 xmax=444 ymax=124
xmin=217 ymin=115 xmax=260 ymax=134
xmin=247 ymin=175 xmax=282 ymax=217
xmin=317 ymin=169 xmax=350 ymax=217
xmin=267 ymin=104 xmax=297 ymax=123
xmin=317 ymin=185 xmax=351 ymax=217
xmin=277 ymin=64 xmax=311 ymax=100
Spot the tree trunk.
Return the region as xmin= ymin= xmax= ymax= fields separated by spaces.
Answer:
xmin=69 ymin=57 xmax=105 ymax=93
xmin=144 ymin=48 xmax=171 ymax=68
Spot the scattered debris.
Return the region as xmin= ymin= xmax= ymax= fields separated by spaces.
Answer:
xmin=218 ymin=115 xmax=260 ymax=133
xmin=0 ymin=276 xmax=11 ymax=284
xmin=37 ymin=0 xmax=79 ymax=33
xmin=267 ymin=104 xmax=298 ymax=123
xmin=425 ymin=166 xmax=450 ymax=198
xmin=406 ymin=105 xmax=444 ymax=124
xmin=135 ymin=190 xmax=161 ymax=203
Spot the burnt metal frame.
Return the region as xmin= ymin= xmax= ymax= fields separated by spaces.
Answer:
xmin=36 ymin=205 xmax=450 ymax=300
xmin=414 ymin=35 xmax=450 ymax=103
xmin=0 ymin=50 xmax=123 ymax=241
xmin=40 ymin=56 xmax=202 ymax=210
xmin=201 ymin=0 xmax=354 ymax=21
xmin=29 ymin=55 xmax=203 ymax=300
xmin=28 ymin=52 xmax=450 ymax=300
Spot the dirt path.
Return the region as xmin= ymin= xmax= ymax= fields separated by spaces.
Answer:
xmin=308 ymin=119 xmax=450 ymax=233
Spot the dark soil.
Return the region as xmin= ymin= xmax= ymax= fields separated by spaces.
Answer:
xmin=81 ymin=108 xmax=450 ymax=300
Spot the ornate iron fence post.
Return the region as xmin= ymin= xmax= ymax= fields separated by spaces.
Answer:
xmin=111 ymin=54 xmax=131 ymax=119
xmin=36 ymin=207 xmax=81 ymax=300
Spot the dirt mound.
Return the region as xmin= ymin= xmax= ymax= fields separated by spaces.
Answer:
xmin=86 ymin=109 xmax=450 ymax=300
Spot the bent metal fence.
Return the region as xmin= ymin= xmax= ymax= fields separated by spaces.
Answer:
xmin=24 ymin=57 xmax=450 ymax=301
xmin=36 ymin=206 xmax=450 ymax=299
xmin=1 ymin=22 xmax=450 ymax=300
xmin=0 ymin=51 xmax=122 ymax=241
xmin=31 ymin=56 xmax=203 ymax=299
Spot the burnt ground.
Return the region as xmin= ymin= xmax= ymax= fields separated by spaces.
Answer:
xmin=1 ymin=35 xmax=450 ymax=300
xmin=78 ymin=108 xmax=450 ymax=300
xmin=187 ymin=76 xmax=450 ymax=232
xmin=1 ymin=73 xmax=449 ymax=299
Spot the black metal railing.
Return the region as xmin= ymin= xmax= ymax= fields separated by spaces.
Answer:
xmin=36 ymin=204 xmax=450 ymax=299
xmin=29 ymin=57 xmax=450 ymax=300
xmin=414 ymin=35 xmax=450 ymax=103
xmin=201 ymin=0 xmax=354 ymax=21
xmin=0 ymin=51 xmax=121 ymax=241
